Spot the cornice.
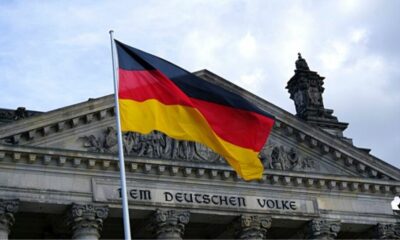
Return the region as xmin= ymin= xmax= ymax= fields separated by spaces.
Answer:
xmin=0 ymin=96 xmax=114 ymax=144
xmin=0 ymin=144 xmax=398 ymax=197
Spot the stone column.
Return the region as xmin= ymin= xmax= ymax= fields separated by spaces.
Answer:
xmin=306 ymin=218 xmax=341 ymax=240
xmin=374 ymin=223 xmax=400 ymax=239
xmin=0 ymin=199 xmax=19 ymax=240
xmin=66 ymin=203 xmax=109 ymax=240
xmin=235 ymin=215 xmax=272 ymax=240
xmin=149 ymin=209 xmax=190 ymax=239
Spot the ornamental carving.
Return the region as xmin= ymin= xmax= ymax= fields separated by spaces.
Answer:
xmin=306 ymin=218 xmax=341 ymax=239
xmin=80 ymin=128 xmax=320 ymax=171
xmin=286 ymin=53 xmax=348 ymax=136
xmin=149 ymin=209 xmax=190 ymax=239
xmin=0 ymin=107 xmax=41 ymax=122
xmin=0 ymin=199 xmax=19 ymax=235
xmin=66 ymin=203 xmax=109 ymax=239
xmin=287 ymin=54 xmax=326 ymax=117
xmin=235 ymin=215 xmax=272 ymax=239
xmin=260 ymin=142 xmax=318 ymax=172
xmin=80 ymin=127 xmax=224 ymax=163
xmin=375 ymin=223 xmax=400 ymax=239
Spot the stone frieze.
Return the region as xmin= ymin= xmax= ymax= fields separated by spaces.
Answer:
xmin=260 ymin=141 xmax=319 ymax=172
xmin=79 ymin=127 xmax=224 ymax=163
xmin=80 ymin=127 xmax=321 ymax=174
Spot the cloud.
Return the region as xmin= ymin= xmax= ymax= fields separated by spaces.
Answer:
xmin=239 ymin=69 xmax=266 ymax=92
xmin=350 ymin=28 xmax=368 ymax=44
xmin=0 ymin=0 xmax=398 ymax=175
xmin=320 ymin=41 xmax=349 ymax=70
xmin=238 ymin=32 xmax=258 ymax=59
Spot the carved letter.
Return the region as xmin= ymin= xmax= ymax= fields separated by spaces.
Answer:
xmin=164 ymin=192 xmax=173 ymax=202
xmin=257 ymin=198 xmax=266 ymax=208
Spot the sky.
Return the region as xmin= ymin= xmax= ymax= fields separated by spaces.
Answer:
xmin=0 ymin=1 xmax=399 ymax=205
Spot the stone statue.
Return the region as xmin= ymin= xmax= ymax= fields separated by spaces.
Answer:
xmin=295 ymin=53 xmax=310 ymax=71
xmin=307 ymin=87 xmax=323 ymax=107
xmin=104 ymin=127 xmax=117 ymax=149
xmin=260 ymin=142 xmax=317 ymax=172
xmin=287 ymin=53 xmax=349 ymax=136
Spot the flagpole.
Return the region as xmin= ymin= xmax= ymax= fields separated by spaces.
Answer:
xmin=109 ymin=30 xmax=132 ymax=240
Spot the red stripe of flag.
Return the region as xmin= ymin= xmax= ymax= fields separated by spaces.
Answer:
xmin=119 ymin=69 xmax=274 ymax=151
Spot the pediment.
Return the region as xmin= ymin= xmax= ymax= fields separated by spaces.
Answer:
xmin=0 ymin=71 xmax=399 ymax=182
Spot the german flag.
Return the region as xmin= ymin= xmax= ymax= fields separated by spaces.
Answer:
xmin=115 ymin=40 xmax=275 ymax=181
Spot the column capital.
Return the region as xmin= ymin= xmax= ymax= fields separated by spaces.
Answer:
xmin=374 ymin=223 xmax=400 ymax=239
xmin=66 ymin=203 xmax=109 ymax=239
xmin=306 ymin=218 xmax=341 ymax=239
xmin=149 ymin=209 xmax=190 ymax=239
xmin=235 ymin=214 xmax=272 ymax=239
xmin=0 ymin=199 xmax=19 ymax=239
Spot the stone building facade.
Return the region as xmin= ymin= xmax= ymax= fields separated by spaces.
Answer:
xmin=0 ymin=56 xmax=399 ymax=239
